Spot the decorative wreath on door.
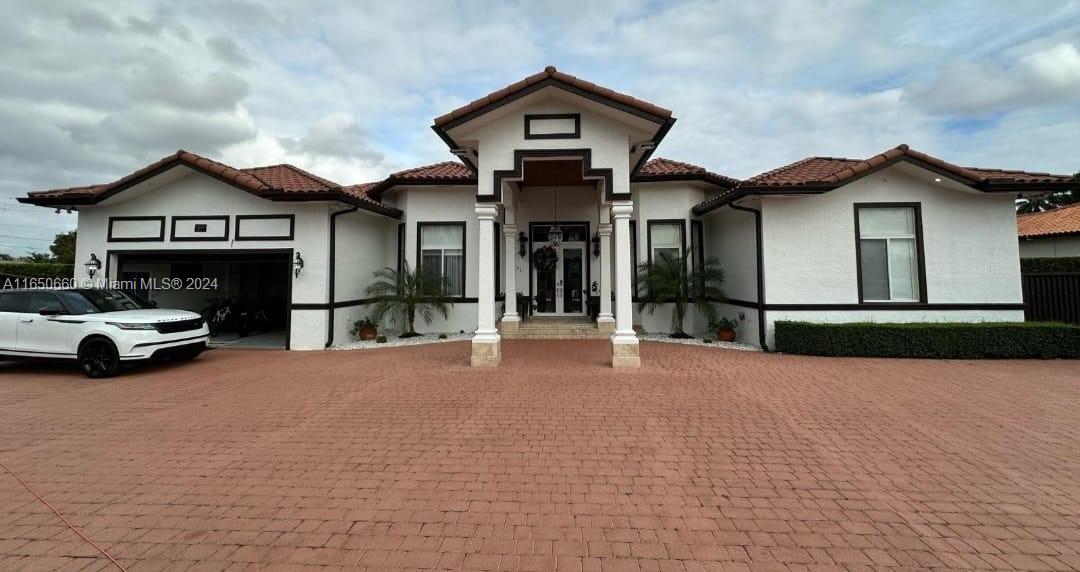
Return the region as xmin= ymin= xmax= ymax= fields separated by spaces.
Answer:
xmin=532 ymin=245 xmax=559 ymax=271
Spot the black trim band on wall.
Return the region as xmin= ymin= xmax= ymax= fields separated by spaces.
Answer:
xmin=765 ymin=302 xmax=1025 ymax=311
xmin=853 ymin=202 xmax=928 ymax=304
xmin=488 ymin=149 xmax=617 ymax=203
xmin=107 ymin=216 xmax=166 ymax=242
xmin=235 ymin=214 xmax=296 ymax=241
xmin=718 ymin=299 xmax=1024 ymax=312
xmin=170 ymin=215 xmax=230 ymax=242
xmin=524 ymin=113 xmax=581 ymax=139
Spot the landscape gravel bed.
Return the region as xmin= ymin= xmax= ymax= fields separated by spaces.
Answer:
xmin=639 ymin=333 xmax=760 ymax=351
xmin=333 ymin=332 xmax=471 ymax=350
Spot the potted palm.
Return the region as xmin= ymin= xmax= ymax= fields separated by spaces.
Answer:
xmin=353 ymin=317 xmax=379 ymax=341
xmin=711 ymin=317 xmax=738 ymax=342
xmin=365 ymin=261 xmax=454 ymax=338
xmin=637 ymin=246 xmax=726 ymax=338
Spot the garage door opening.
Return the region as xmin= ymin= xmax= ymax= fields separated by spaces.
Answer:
xmin=115 ymin=250 xmax=291 ymax=349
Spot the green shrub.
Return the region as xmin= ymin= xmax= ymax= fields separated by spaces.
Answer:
xmin=0 ymin=262 xmax=74 ymax=280
xmin=702 ymin=338 xmax=714 ymax=344
xmin=1021 ymin=257 xmax=1080 ymax=274
xmin=376 ymin=335 xmax=387 ymax=344
xmin=775 ymin=321 xmax=1080 ymax=359
xmin=438 ymin=333 xmax=448 ymax=339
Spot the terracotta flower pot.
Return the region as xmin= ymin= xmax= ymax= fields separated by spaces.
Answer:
xmin=716 ymin=328 xmax=736 ymax=342
xmin=357 ymin=325 xmax=378 ymax=341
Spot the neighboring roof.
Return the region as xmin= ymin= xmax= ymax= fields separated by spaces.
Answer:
xmin=634 ymin=157 xmax=738 ymax=188
xmin=18 ymin=150 xmax=402 ymax=218
xmin=694 ymin=144 xmax=1076 ymax=215
xmin=433 ymin=66 xmax=672 ymax=129
xmin=1017 ymin=203 xmax=1080 ymax=238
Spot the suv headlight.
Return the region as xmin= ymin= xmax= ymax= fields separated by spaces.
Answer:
xmin=106 ymin=322 xmax=158 ymax=331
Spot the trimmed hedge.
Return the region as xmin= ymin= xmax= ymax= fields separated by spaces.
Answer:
xmin=1021 ymin=257 xmax=1080 ymax=274
xmin=0 ymin=262 xmax=74 ymax=279
xmin=774 ymin=321 xmax=1080 ymax=359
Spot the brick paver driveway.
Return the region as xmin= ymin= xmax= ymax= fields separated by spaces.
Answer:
xmin=1 ymin=341 xmax=1079 ymax=571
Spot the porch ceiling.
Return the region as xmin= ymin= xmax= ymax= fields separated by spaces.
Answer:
xmin=521 ymin=159 xmax=596 ymax=188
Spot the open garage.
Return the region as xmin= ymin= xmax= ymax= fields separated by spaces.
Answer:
xmin=112 ymin=249 xmax=292 ymax=349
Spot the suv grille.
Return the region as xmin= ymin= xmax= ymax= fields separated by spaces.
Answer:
xmin=156 ymin=318 xmax=204 ymax=334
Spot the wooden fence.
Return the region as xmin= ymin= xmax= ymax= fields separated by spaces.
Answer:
xmin=1022 ymin=272 xmax=1080 ymax=325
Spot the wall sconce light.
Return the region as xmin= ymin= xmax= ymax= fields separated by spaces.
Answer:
xmin=591 ymin=232 xmax=601 ymax=257
xmin=84 ymin=253 xmax=101 ymax=279
xmin=518 ymin=231 xmax=528 ymax=258
xmin=293 ymin=252 xmax=304 ymax=277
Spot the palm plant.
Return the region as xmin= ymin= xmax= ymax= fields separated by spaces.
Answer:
xmin=365 ymin=261 xmax=453 ymax=338
xmin=637 ymin=246 xmax=725 ymax=338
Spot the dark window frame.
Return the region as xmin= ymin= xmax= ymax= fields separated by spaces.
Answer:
xmin=629 ymin=220 xmax=638 ymax=295
xmin=646 ymin=219 xmax=687 ymax=265
xmin=416 ymin=221 xmax=467 ymax=298
xmin=853 ymin=202 xmax=928 ymax=305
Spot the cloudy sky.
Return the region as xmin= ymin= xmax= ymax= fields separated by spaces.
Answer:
xmin=2 ymin=0 xmax=1078 ymax=256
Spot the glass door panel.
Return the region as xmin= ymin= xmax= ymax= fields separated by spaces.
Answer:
xmin=562 ymin=247 xmax=583 ymax=314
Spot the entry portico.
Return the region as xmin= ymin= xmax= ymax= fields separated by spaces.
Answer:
xmin=431 ymin=66 xmax=674 ymax=367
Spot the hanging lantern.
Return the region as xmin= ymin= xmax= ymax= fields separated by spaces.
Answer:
xmin=549 ymin=185 xmax=562 ymax=246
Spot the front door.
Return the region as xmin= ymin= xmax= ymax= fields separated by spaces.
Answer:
xmin=534 ymin=243 xmax=586 ymax=315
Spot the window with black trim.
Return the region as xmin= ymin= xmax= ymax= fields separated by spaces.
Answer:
xmin=648 ymin=220 xmax=685 ymax=263
xmin=419 ymin=223 xmax=465 ymax=297
xmin=855 ymin=204 xmax=925 ymax=303
xmin=397 ymin=223 xmax=406 ymax=273
xmin=691 ymin=220 xmax=704 ymax=271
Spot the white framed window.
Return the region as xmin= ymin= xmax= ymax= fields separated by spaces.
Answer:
xmin=419 ymin=223 xmax=465 ymax=297
xmin=648 ymin=220 xmax=684 ymax=263
xmin=856 ymin=204 xmax=924 ymax=303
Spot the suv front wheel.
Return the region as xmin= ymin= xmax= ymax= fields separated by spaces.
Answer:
xmin=79 ymin=338 xmax=120 ymax=379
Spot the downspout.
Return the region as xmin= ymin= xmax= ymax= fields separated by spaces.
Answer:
xmin=325 ymin=204 xmax=359 ymax=348
xmin=728 ymin=202 xmax=768 ymax=350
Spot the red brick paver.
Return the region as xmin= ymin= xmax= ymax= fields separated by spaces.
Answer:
xmin=1 ymin=341 xmax=1078 ymax=571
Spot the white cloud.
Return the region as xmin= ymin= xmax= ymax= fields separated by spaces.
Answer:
xmin=0 ymin=0 xmax=1077 ymax=256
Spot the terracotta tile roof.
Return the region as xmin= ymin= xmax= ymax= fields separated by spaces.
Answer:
xmin=19 ymin=150 xmax=401 ymax=217
xmin=1017 ymin=203 xmax=1080 ymax=238
xmin=242 ymin=164 xmax=341 ymax=192
xmin=433 ymin=66 xmax=672 ymax=128
xmin=390 ymin=161 xmax=475 ymax=181
xmin=741 ymin=145 xmax=1074 ymax=189
xmin=694 ymin=144 xmax=1075 ymax=215
xmin=635 ymin=157 xmax=738 ymax=188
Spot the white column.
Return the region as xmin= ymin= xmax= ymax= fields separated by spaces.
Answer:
xmin=472 ymin=204 xmax=502 ymax=367
xmin=596 ymin=223 xmax=614 ymax=332
xmin=610 ymin=201 xmax=640 ymax=368
xmin=501 ymin=224 xmax=520 ymax=331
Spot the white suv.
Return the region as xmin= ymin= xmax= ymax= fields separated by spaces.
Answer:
xmin=0 ymin=289 xmax=209 ymax=378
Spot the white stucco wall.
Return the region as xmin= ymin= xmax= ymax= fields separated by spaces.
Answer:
xmin=759 ymin=163 xmax=1025 ymax=347
xmin=702 ymin=204 xmax=760 ymax=345
xmin=628 ymin=183 xmax=717 ymax=335
xmin=387 ymin=186 xmax=480 ymax=334
xmin=1019 ymin=235 xmax=1080 ymax=258
xmin=458 ymin=98 xmax=651 ymax=200
xmin=331 ymin=209 xmax=396 ymax=345
xmin=73 ymin=167 xmax=333 ymax=349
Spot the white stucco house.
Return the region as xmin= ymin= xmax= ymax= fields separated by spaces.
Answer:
xmin=20 ymin=66 xmax=1076 ymax=366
